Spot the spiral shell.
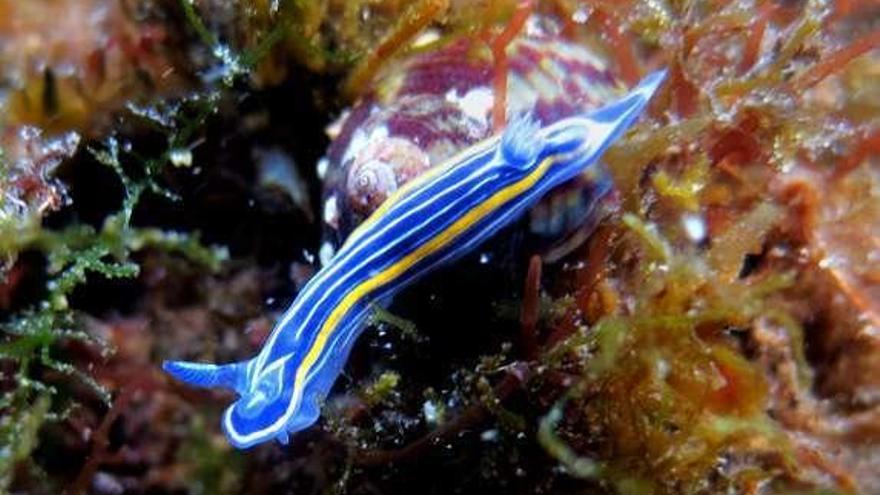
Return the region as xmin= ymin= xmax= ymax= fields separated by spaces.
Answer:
xmin=345 ymin=136 xmax=431 ymax=215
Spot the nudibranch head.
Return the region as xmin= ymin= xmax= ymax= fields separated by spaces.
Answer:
xmin=220 ymin=357 xmax=312 ymax=448
xmin=164 ymin=354 xmax=316 ymax=448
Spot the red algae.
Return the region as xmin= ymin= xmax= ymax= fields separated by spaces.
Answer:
xmin=530 ymin=0 xmax=880 ymax=491
xmin=0 ymin=0 xmax=187 ymax=134
xmin=484 ymin=0 xmax=534 ymax=131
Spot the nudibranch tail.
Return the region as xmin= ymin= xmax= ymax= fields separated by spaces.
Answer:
xmin=162 ymin=359 xmax=248 ymax=394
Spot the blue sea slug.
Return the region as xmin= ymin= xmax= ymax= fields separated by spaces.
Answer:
xmin=163 ymin=70 xmax=665 ymax=449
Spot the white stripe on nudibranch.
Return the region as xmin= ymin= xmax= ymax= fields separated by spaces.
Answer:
xmin=268 ymin=137 xmax=505 ymax=355
xmin=163 ymin=70 xmax=666 ymax=449
xmin=271 ymin=141 xmax=500 ymax=353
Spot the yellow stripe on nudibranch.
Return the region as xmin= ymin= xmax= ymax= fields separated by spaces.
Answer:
xmin=228 ymin=154 xmax=557 ymax=446
xmin=295 ymin=155 xmax=555 ymax=397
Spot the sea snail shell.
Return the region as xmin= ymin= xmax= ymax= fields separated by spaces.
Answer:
xmin=345 ymin=137 xmax=431 ymax=214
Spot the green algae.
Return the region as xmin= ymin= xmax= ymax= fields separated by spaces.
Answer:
xmin=176 ymin=414 xmax=245 ymax=495
xmin=0 ymin=394 xmax=50 ymax=493
xmin=0 ymin=97 xmax=228 ymax=488
xmin=534 ymin=206 xmax=812 ymax=492
xmin=361 ymin=371 xmax=402 ymax=409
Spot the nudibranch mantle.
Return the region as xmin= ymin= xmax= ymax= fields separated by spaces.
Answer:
xmin=163 ymin=70 xmax=665 ymax=449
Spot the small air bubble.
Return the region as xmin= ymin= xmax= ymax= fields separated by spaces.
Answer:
xmin=319 ymin=242 xmax=336 ymax=266
xmin=681 ymin=214 xmax=706 ymax=243
xmin=169 ymin=148 xmax=193 ymax=168
xmin=423 ymin=400 xmax=439 ymax=424
xmin=323 ymin=196 xmax=339 ymax=226
xmin=480 ymin=429 xmax=499 ymax=442
xmin=316 ymin=158 xmax=329 ymax=179
xmin=411 ymin=30 xmax=441 ymax=49
xmin=572 ymin=6 xmax=590 ymax=24
xmin=302 ymin=249 xmax=315 ymax=264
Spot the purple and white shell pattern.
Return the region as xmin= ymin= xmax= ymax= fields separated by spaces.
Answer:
xmin=319 ymin=16 xmax=625 ymax=264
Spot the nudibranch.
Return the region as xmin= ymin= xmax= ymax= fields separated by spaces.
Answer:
xmin=163 ymin=71 xmax=665 ymax=449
